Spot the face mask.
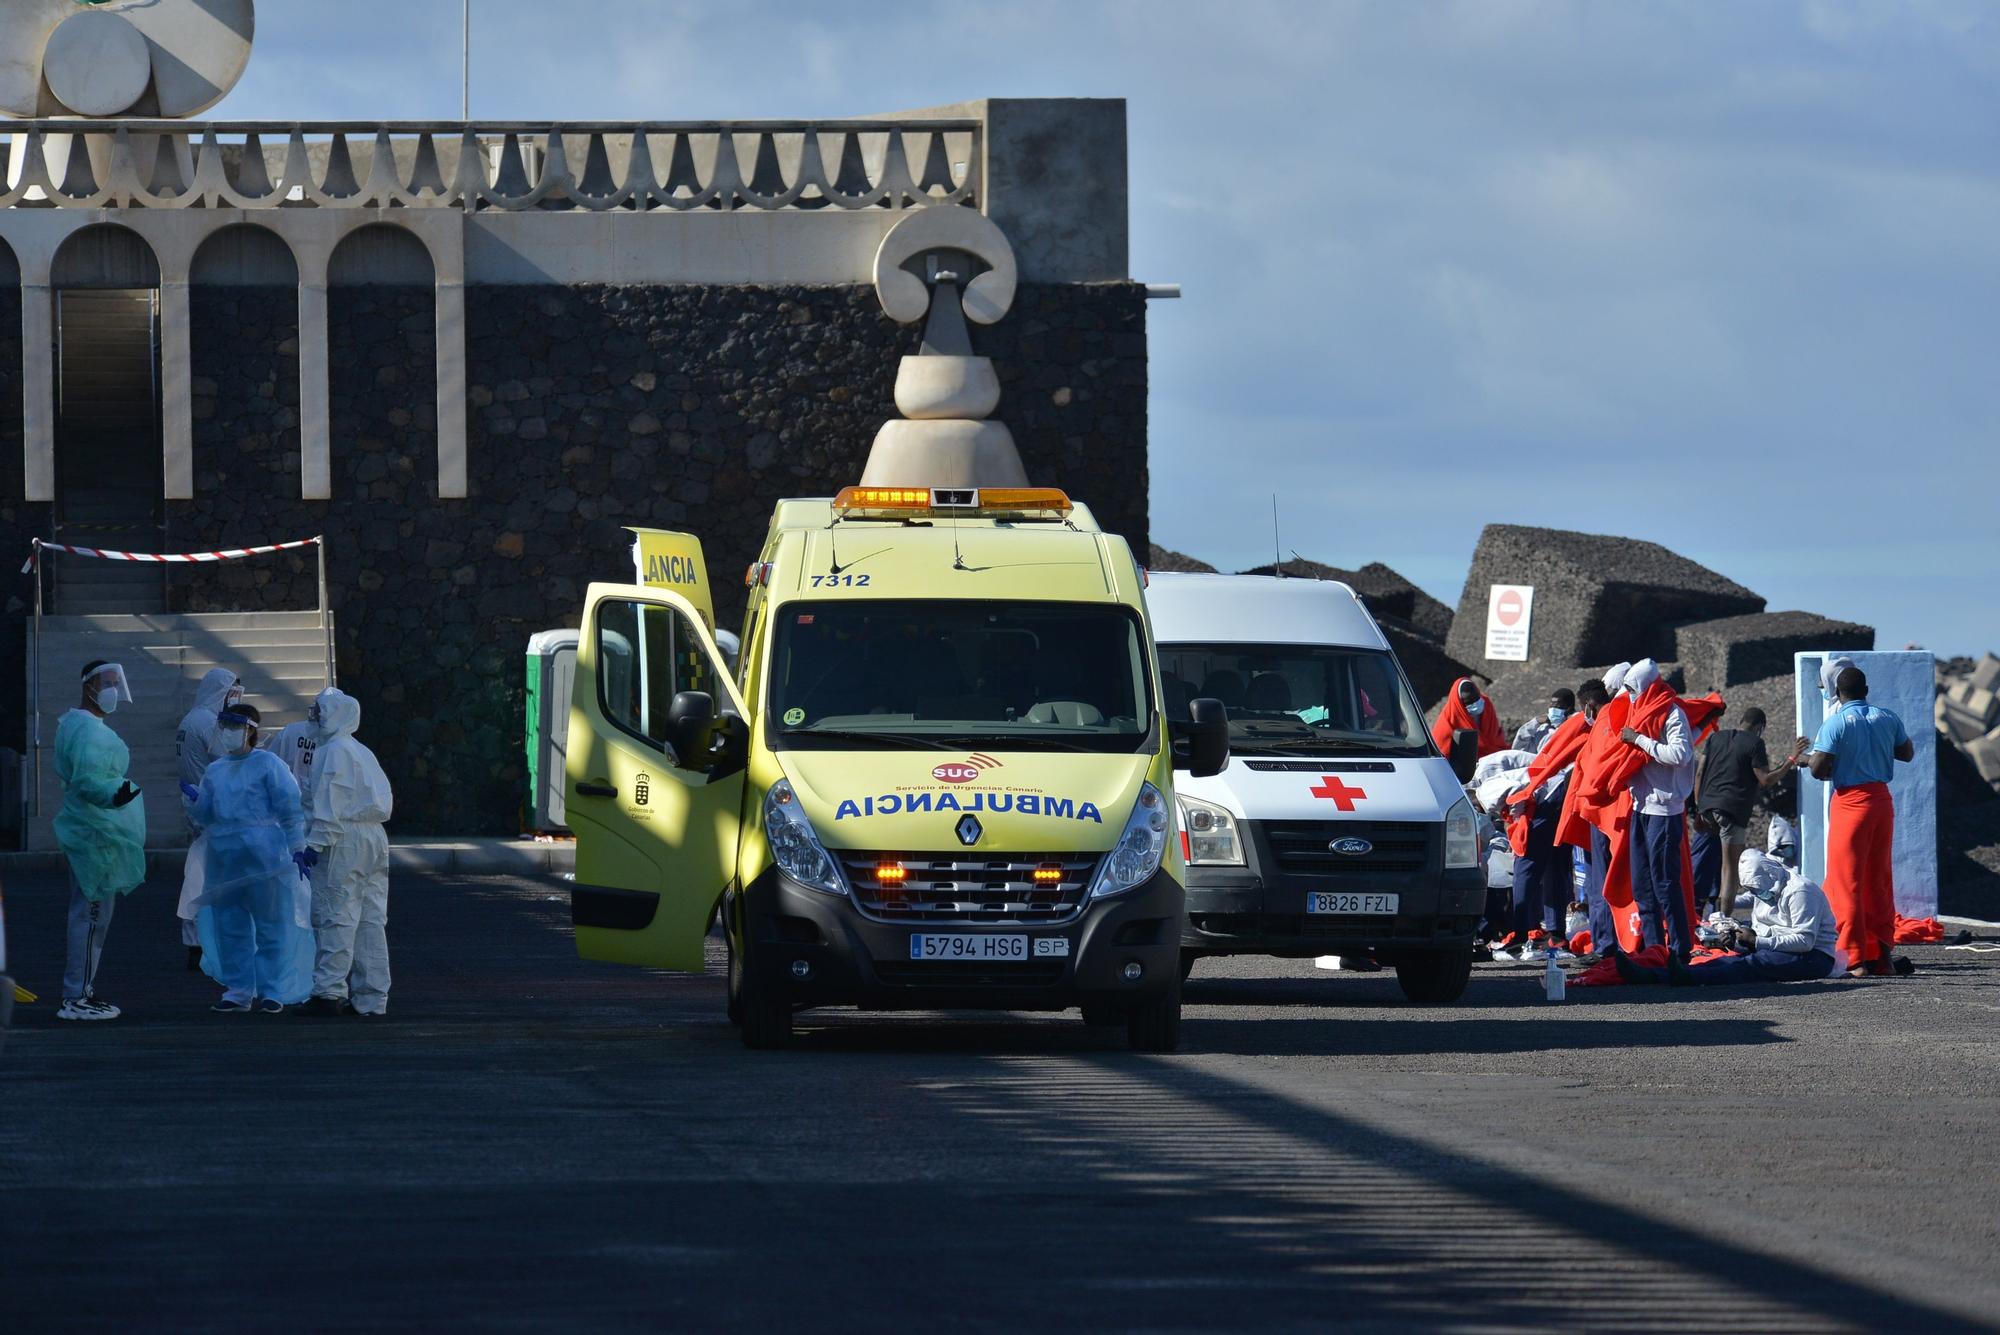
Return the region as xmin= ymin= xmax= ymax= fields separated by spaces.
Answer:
xmin=95 ymin=688 xmax=119 ymax=715
xmin=1752 ymin=883 xmax=1781 ymax=907
xmin=1547 ymin=707 xmax=1567 ymax=726
xmin=217 ymin=725 xmax=249 ymax=754
xmin=1466 ymin=698 xmax=1484 ymax=717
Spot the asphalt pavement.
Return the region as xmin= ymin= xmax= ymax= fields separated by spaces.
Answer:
xmin=3 ymin=868 xmax=1997 ymax=1333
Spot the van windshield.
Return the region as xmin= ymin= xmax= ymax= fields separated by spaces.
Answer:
xmin=770 ymin=600 xmax=1155 ymax=753
xmin=1158 ymin=642 xmax=1433 ymax=758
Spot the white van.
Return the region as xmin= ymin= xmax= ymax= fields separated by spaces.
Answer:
xmin=1146 ymin=573 xmax=1484 ymax=1002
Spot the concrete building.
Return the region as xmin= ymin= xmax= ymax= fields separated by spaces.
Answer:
xmin=1 ymin=101 xmax=1150 ymax=839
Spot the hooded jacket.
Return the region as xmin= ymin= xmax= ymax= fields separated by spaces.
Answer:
xmin=177 ymin=667 xmax=239 ymax=801
xmin=307 ymin=689 xmax=393 ymax=849
xmin=1619 ymin=659 xmax=1694 ymax=816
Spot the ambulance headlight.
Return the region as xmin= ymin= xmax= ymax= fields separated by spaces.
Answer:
xmin=1090 ymin=782 xmax=1170 ymax=899
xmin=1444 ymin=797 xmax=1480 ymax=870
xmin=1176 ymin=795 xmax=1244 ymax=866
xmin=765 ymin=779 xmax=847 ymax=896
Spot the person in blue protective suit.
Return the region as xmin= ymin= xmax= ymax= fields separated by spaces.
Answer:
xmin=295 ymin=689 xmax=395 ymax=1018
xmin=53 ymin=660 xmax=148 ymax=1021
xmin=185 ymin=705 xmax=314 ymax=1014
xmin=175 ymin=666 xmax=241 ymax=969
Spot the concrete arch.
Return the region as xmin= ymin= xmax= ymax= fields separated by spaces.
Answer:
xmin=50 ymin=222 xmax=162 ymax=289
xmin=327 ymin=222 xmax=436 ymax=286
xmin=190 ymin=222 xmax=301 ymax=286
xmin=0 ymin=232 xmax=19 ymax=286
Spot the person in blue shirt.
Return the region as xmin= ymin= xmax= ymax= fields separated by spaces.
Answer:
xmin=1806 ymin=667 xmax=1914 ymax=978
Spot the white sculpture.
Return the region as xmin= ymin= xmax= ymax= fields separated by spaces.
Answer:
xmin=0 ymin=0 xmax=255 ymax=119
xmin=861 ymin=208 xmax=1027 ymax=489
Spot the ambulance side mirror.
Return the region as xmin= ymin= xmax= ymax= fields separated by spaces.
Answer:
xmin=1174 ymin=697 xmax=1230 ymax=779
xmin=1447 ymin=727 xmax=1479 ymax=783
xmin=666 ymin=691 xmax=717 ymax=772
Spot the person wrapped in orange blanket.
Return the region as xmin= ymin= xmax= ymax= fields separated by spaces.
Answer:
xmin=1432 ymin=677 xmax=1507 ymax=779
xmin=1554 ymin=662 xmax=1725 ymax=958
xmin=1497 ymin=678 xmax=1604 ymax=954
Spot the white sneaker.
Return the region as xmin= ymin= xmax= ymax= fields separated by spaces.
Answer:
xmin=1517 ymin=945 xmax=1550 ymax=963
xmin=57 ymin=998 xmax=119 ymax=1021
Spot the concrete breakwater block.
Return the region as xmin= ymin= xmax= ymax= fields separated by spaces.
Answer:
xmin=1674 ymin=610 xmax=1873 ymax=693
xmin=1447 ymin=524 xmax=1765 ymax=673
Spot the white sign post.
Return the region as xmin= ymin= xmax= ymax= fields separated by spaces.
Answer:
xmin=1485 ymin=584 xmax=1534 ymax=662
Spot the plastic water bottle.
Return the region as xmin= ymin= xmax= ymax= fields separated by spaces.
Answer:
xmin=1544 ymin=948 xmax=1566 ymax=1002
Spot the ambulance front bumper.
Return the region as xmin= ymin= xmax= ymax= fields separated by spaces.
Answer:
xmin=740 ymin=864 xmax=1184 ymax=1012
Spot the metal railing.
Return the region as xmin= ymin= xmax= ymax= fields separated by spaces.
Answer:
xmin=0 ymin=119 xmax=981 ymax=212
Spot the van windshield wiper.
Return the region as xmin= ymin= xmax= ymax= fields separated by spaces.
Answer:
xmin=779 ymin=728 xmax=954 ymax=750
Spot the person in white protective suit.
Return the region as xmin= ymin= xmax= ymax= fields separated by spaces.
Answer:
xmin=187 ymin=706 xmax=315 ymax=1014
xmin=296 ymin=689 xmax=395 ymax=1018
xmin=175 ymin=666 xmax=242 ymax=968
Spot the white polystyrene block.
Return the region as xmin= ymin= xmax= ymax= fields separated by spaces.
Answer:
xmin=1797 ymin=651 xmax=1938 ymax=919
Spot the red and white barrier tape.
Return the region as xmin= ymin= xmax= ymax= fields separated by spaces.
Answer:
xmin=21 ymin=536 xmax=320 ymax=574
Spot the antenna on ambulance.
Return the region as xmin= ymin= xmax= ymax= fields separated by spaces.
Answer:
xmin=1271 ymin=495 xmax=1283 ymax=578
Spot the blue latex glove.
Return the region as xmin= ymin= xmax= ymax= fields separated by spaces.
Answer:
xmin=180 ymin=781 xmax=200 ymax=804
xmin=292 ymin=847 xmax=320 ymax=874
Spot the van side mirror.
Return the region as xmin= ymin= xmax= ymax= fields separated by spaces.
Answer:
xmin=666 ymin=691 xmax=717 ymax=771
xmin=1173 ymin=696 xmax=1230 ymax=779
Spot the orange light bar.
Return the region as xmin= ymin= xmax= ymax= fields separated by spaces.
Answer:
xmin=1032 ymin=864 xmax=1064 ymax=885
xmin=875 ymin=862 xmax=909 ymax=885
xmin=830 ymin=486 xmax=1073 ymax=517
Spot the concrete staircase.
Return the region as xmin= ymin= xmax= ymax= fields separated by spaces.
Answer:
xmin=24 ymin=612 xmax=334 ymax=851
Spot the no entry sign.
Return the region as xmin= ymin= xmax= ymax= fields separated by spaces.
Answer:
xmin=1485 ymin=583 xmax=1534 ymax=662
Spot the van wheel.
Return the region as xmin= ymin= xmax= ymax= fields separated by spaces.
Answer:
xmin=1179 ymin=950 xmax=1198 ymax=982
xmin=1395 ymin=947 xmax=1474 ymax=1004
xmin=1126 ymin=974 xmax=1182 ymax=1053
xmin=737 ymin=942 xmax=792 ymax=1050
xmin=1080 ymin=1002 xmax=1123 ymax=1027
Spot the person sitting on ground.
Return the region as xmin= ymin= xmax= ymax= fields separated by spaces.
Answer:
xmin=1512 ymin=688 xmax=1576 ymax=755
xmin=1692 ymin=706 xmax=1807 ymax=919
xmin=1616 ymin=850 xmax=1838 ymax=986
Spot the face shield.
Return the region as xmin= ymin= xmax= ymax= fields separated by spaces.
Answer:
xmin=225 ymin=678 xmax=245 ymax=708
xmin=87 ymin=664 xmax=133 ymax=714
xmin=216 ymin=708 xmax=256 ymax=755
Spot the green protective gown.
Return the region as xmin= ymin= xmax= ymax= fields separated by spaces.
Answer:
xmin=52 ymin=708 xmax=148 ymax=902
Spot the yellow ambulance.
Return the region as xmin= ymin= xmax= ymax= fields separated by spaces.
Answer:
xmin=563 ymin=486 xmax=1228 ymax=1050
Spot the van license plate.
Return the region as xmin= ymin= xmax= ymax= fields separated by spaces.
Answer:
xmin=909 ymin=933 xmax=1029 ymax=961
xmin=1306 ymin=892 xmax=1398 ymax=915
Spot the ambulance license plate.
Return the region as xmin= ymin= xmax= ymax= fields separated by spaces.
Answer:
xmin=909 ymin=933 xmax=1030 ymax=961
xmin=1306 ymin=892 xmax=1398 ymax=915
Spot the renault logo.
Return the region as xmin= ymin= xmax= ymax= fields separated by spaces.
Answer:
xmin=955 ymin=814 xmax=983 ymax=846
xmin=1329 ymin=837 xmax=1373 ymax=857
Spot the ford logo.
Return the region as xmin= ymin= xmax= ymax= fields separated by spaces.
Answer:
xmin=1329 ymin=837 xmax=1373 ymax=857
xmin=932 ymin=763 xmax=980 ymax=784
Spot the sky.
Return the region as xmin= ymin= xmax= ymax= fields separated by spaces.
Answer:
xmin=210 ymin=0 xmax=1999 ymax=655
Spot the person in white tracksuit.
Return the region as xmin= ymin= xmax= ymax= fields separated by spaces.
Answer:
xmin=175 ymin=667 xmax=242 ymax=965
xmin=296 ymin=689 xmax=395 ymax=1017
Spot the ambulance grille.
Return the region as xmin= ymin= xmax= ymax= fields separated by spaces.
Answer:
xmin=841 ymin=853 xmax=1098 ymax=924
xmin=1261 ymin=821 xmax=1432 ymax=877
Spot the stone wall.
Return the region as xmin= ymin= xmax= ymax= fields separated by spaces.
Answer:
xmin=159 ymin=281 xmax=1148 ymax=833
xmin=0 ymin=287 xmax=49 ymax=762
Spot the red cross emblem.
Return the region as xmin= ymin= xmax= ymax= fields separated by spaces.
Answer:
xmin=1308 ymin=776 xmax=1368 ymax=811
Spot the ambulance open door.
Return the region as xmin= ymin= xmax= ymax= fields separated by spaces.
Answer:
xmin=567 ymin=582 xmax=748 ymax=970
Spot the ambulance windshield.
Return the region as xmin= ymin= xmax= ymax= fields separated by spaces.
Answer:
xmin=771 ymin=600 xmax=1154 ymax=754
xmin=1156 ymin=642 xmax=1432 ymax=757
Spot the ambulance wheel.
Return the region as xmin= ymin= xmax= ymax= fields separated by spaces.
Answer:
xmin=1395 ymin=947 xmax=1473 ymax=1004
xmin=1125 ymin=974 xmax=1182 ymax=1053
xmin=1080 ymin=1002 xmax=1123 ymax=1027
xmin=737 ymin=942 xmax=792 ymax=1050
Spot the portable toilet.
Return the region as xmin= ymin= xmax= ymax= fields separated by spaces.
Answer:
xmin=525 ymin=629 xmax=580 ymax=832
